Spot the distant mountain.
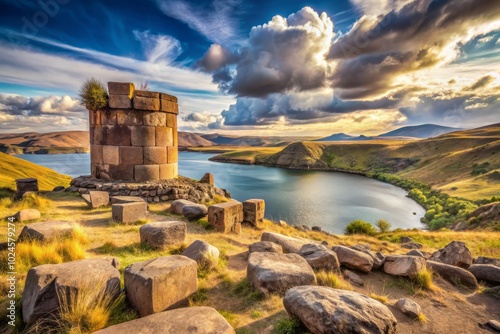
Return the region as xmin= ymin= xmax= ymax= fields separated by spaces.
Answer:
xmin=199 ymin=134 xmax=315 ymax=147
xmin=0 ymin=131 xmax=89 ymax=154
xmin=379 ymin=124 xmax=460 ymax=138
xmin=314 ymin=133 xmax=372 ymax=141
xmin=178 ymin=132 xmax=215 ymax=147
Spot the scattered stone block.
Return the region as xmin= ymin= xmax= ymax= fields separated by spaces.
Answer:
xmin=243 ymin=199 xmax=265 ymax=228
xmin=468 ymin=264 xmax=500 ymax=284
xmin=16 ymin=178 xmax=38 ymax=198
xmin=18 ymin=221 xmax=77 ymax=242
xmin=249 ymin=241 xmax=283 ymax=254
xmin=140 ymin=221 xmax=186 ymax=248
xmin=82 ymin=190 xmax=110 ymax=208
xmin=395 ymin=298 xmax=421 ymax=318
xmin=208 ymin=201 xmax=243 ymax=233
xmin=124 ymin=256 xmax=197 ymax=317
xmin=93 ymin=307 xmax=234 ymax=334
xmin=22 ymin=259 xmax=120 ymax=324
xmin=110 ymin=196 xmax=148 ymax=209
xmin=332 ymin=246 xmax=374 ymax=273
xmin=261 ymin=232 xmax=306 ymax=254
xmin=247 ymin=252 xmax=316 ymax=294
xmin=181 ymin=204 xmax=208 ymax=221
xmin=199 ymin=173 xmax=214 ymax=186
xmin=108 ymin=82 xmax=135 ymax=96
xmin=299 ymin=243 xmax=340 ymax=271
xmin=134 ymin=165 xmax=160 ymax=182
xmin=14 ymin=209 xmax=41 ymax=222
xmin=383 ymin=255 xmax=425 ymax=277
xmin=283 ymin=286 xmax=397 ymax=334
xmin=109 ymin=94 xmax=132 ymax=109
xmin=427 ymin=260 xmax=478 ymax=288
xmin=429 ymin=241 xmax=473 ymax=268
xmin=182 ymin=240 xmax=220 ymax=270
xmin=112 ymin=201 xmax=147 ymax=223
xmin=170 ymin=199 xmax=195 ymax=214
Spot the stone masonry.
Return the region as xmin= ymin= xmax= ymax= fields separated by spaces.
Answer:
xmin=89 ymin=82 xmax=178 ymax=182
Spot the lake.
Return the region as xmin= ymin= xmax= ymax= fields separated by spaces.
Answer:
xmin=16 ymin=152 xmax=425 ymax=233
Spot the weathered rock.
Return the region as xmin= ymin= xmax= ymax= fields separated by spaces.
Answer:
xmin=299 ymin=244 xmax=340 ymax=271
xmin=350 ymin=245 xmax=383 ymax=270
xmin=22 ymin=259 xmax=120 ymax=324
xmin=181 ymin=204 xmax=208 ymax=221
xmin=52 ymin=186 xmax=65 ymax=192
xmin=93 ymin=306 xmax=235 ymax=334
xmin=395 ymin=298 xmax=421 ymax=318
xmin=406 ymin=249 xmax=424 ymax=257
xmin=312 ymin=226 xmax=322 ymax=231
xmin=487 ymin=320 xmax=500 ymax=332
xmin=427 ymin=260 xmax=478 ymax=288
xmin=112 ymin=201 xmax=147 ymax=223
xmin=283 ymin=286 xmax=397 ymax=334
xmin=475 ymin=256 xmax=500 ymax=268
xmin=170 ymin=199 xmax=195 ymax=215
xmin=399 ymin=236 xmax=414 ymax=244
xmin=429 ymin=241 xmax=473 ymax=268
xmin=199 ymin=173 xmax=214 ymax=186
xmin=140 ymin=221 xmax=186 ymax=248
xmin=82 ymin=190 xmax=110 ymax=208
xmin=16 ymin=178 xmax=38 ymax=198
xmin=344 ymin=269 xmax=364 ymax=286
xmin=243 ymin=199 xmax=265 ymax=228
xmin=468 ymin=264 xmax=500 ymax=284
xmin=332 ymin=246 xmax=374 ymax=273
xmin=182 ymin=240 xmax=220 ymax=270
xmin=13 ymin=209 xmax=41 ymax=222
xmin=247 ymin=252 xmax=316 ymax=294
xmin=208 ymin=200 xmax=243 ymax=233
xmin=124 ymin=256 xmax=197 ymax=317
xmin=18 ymin=221 xmax=77 ymax=242
xmin=249 ymin=241 xmax=283 ymax=254
xmin=401 ymin=242 xmax=423 ymax=250
xmin=261 ymin=232 xmax=306 ymax=254
xmin=383 ymin=255 xmax=426 ymax=277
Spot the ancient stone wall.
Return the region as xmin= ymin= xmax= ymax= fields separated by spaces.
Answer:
xmin=89 ymin=82 xmax=178 ymax=181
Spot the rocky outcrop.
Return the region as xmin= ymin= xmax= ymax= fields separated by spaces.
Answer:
xmin=22 ymin=258 xmax=120 ymax=324
xmin=181 ymin=203 xmax=208 ymax=221
xmin=427 ymin=261 xmax=478 ymax=288
xmin=249 ymin=241 xmax=283 ymax=254
xmin=383 ymin=255 xmax=425 ymax=277
xmin=429 ymin=241 xmax=473 ymax=268
xmin=93 ymin=306 xmax=235 ymax=333
xmin=247 ymin=252 xmax=316 ymax=294
xmin=468 ymin=264 xmax=500 ymax=284
xmin=13 ymin=209 xmax=41 ymax=222
xmin=283 ymin=286 xmax=397 ymax=334
xmin=124 ymin=256 xmax=197 ymax=317
xmin=395 ymin=298 xmax=421 ymax=319
xmin=139 ymin=221 xmax=187 ymax=249
xmin=261 ymin=232 xmax=306 ymax=253
xmin=350 ymin=244 xmax=384 ymax=270
xmin=299 ymin=244 xmax=340 ymax=271
xmin=332 ymin=246 xmax=374 ymax=273
xmin=18 ymin=221 xmax=78 ymax=242
xmin=182 ymin=240 xmax=220 ymax=270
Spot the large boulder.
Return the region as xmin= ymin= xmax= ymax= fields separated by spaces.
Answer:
xmin=14 ymin=209 xmax=41 ymax=222
xmin=350 ymin=245 xmax=384 ymax=270
xmin=182 ymin=240 xmax=220 ymax=270
xmin=140 ymin=221 xmax=186 ymax=248
xmin=22 ymin=258 xmax=120 ymax=324
xmin=299 ymin=244 xmax=340 ymax=271
xmin=383 ymin=255 xmax=426 ymax=277
xmin=261 ymin=232 xmax=306 ymax=253
xmin=93 ymin=306 xmax=235 ymax=334
xmin=283 ymin=286 xmax=397 ymax=334
xmin=170 ymin=199 xmax=196 ymax=215
xmin=18 ymin=221 xmax=77 ymax=242
xmin=395 ymin=298 xmax=421 ymax=319
xmin=247 ymin=252 xmax=316 ymax=294
xmin=82 ymin=190 xmax=109 ymax=208
xmin=427 ymin=260 xmax=478 ymax=288
xmin=429 ymin=241 xmax=473 ymax=268
xmin=332 ymin=246 xmax=374 ymax=273
xmin=249 ymin=241 xmax=283 ymax=254
xmin=468 ymin=264 xmax=500 ymax=285
xmin=475 ymin=256 xmax=500 ymax=268
xmin=124 ymin=256 xmax=198 ymax=317
xmin=181 ymin=204 xmax=208 ymax=221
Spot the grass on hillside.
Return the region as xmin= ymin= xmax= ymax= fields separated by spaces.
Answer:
xmin=0 ymin=152 xmax=71 ymax=191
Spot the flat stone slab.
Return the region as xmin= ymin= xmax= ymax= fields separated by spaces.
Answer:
xmin=112 ymin=201 xmax=147 ymax=223
xmin=383 ymin=255 xmax=426 ymax=277
xmin=247 ymin=252 xmax=316 ymax=294
xmin=261 ymin=232 xmax=306 ymax=254
xmin=249 ymin=241 xmax=283 ymax=254
xmin=283 ymin=286 xmax=397 ymax=334
xmin=332 ymin=246 xmax=374 ymax=273
xmin=124 ymin=256 xmax=197 ymax=317
xmin=14 ymin=209 xmax=41 ymax=222
xmin=18 ymin=221 xmax=77 ymax=242
xmin=182 ymin=240 xmax=220 ymax=270
xmin=22 ymin=258 xmax=120 ymax=324
xmin=427 ymin=260 xmax=478 ymax=288
xmin=93 ymin=306 xmax=235 ymax=334
xmin=140 ymin=221 xmax=186 ymax=248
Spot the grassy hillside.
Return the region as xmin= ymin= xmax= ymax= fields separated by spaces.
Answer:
xmin=0 ymin=131 xmax=89 ymax=154
xmin=0 ymin=152 xmax=71 ymax=191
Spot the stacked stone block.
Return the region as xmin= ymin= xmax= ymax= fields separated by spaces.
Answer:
xmin=89 ymin=82 xmax=178 ymax=182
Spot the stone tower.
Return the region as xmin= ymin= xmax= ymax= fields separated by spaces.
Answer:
xmin=88 ymin=82 xmax=178 ymax=181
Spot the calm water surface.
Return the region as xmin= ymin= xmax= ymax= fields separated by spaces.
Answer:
xmin=16 ymin=152 xmax=425 ymax=233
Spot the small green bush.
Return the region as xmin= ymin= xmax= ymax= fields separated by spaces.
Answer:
xmin=274 ymin=317 xmax=309 ymax=334
xmin=376 ymin=219 xmax=391 ymax=233
xmin=78 ymin=77 xmax=107 ymax=111
xmin=344 ymin=220 xmax=377 ymax=236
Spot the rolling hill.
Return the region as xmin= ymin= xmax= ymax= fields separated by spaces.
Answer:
xmin=314 ymin=133 xmax=371 ymax=141
xmin=0 ymin=131 xmax=89 ymax=154
xmin=379 ymin=124 xmax=459 ymax=138
xmin=178 ymin=132 xmax=215 ymax=147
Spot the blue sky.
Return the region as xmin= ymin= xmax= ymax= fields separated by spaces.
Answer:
xmin=0 ymin=0 xmax=499 ymax=135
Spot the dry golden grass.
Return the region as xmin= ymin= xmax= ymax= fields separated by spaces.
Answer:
xmin=316 ymin=270 xmax=353 ymax=291
xmin=369 ymin=292 xmax=389 ymax=304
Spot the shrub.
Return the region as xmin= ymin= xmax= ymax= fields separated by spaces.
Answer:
xmin=274 ymin=317 xmax=308 ymax=334
xmin=78 ymin=77 xmax=107 ymax=111
xmin=345 ymin=220 xmax=377 ymax=236
xmin=376 ymin=219 xmax=391 ymax=233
